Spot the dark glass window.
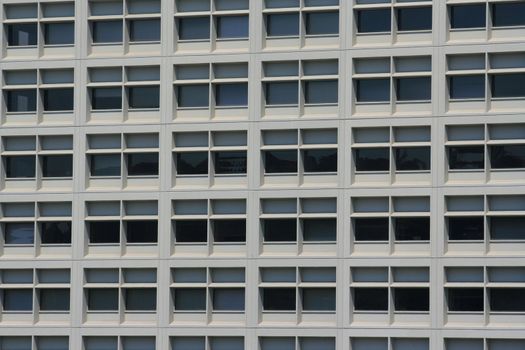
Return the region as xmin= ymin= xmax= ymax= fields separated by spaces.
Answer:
xmin=174 ymin=220 xmax=207 ymax=243
xmin=397 ymin=7 xmax=432 ymax=31
xmin=89 ymin=221 xmax=120 ymax=244
xmin=128 ymin=86 xmax=160 ymax=109
xmin=44 ymin=22 xmax=74 ymax=45
xmin=490 ymin=145 xmax=525 ymax=169
xmin=302 ymin=218 xmax=336 ymax=242
xmin=447 ymin=288 xmax=484 ymax=312
xmin=41 ymin=222 xmax=72 ymax=244
xmin=173 ymin=288 xmax=206 ymax=311
xmin=176 ymin=152 xmax=208 ymax=175
xmin=353 ymin=288 xmax=388 ymax=311
xmin=214 ymin=151 xmax=247 ymax=174
xmin=262 ymin=288 xmax=296 ymax=311
xmin=213 ymin=219 xmax=246 ymax=243
xmin=448 ymin=217 xmax=484 ymax=241
xmin=7 ymin=23 xmax=37 ymax=46
xmin=356 ymin=79 xmax=390 ymax=102
xmin=92 ymin=21 xmax=122 ymax=43
xmin=394 ymin=288 xmax=429 ymax=311
xmin=265 ymin=82 xmax=299 ymax=105
xmin=356 ymin=9 xmax=391 ymax=33
xmin=491 ymin=74 xmax=525 ymax=98
xmin=39 ymin=289 xmax=70 ymax=311
xmin=43 ymin=88 xmax=74 ymax=111
xmin=305 ymin=12 xmax=339 ymax=35
xmin=394 ymin=217 xmax=430 ymax=241
xmin=449 ymin=76 xmax=485 ymax=99
xmin=6 ymin=90 xmax=37 ymax=112
xmin=212 ymin=288 xmax=245 ymax=311
xmin=215 ymin=83 xmax=248 ymax=107
xmin=129 ymin=19 xmax=161 ymax=42
xmin=492 ymin=3 xmax=525 ymax=27
xmin=91 ymin=87 xmax=122 ymax=110
xmin=125 ymin=288 xmax=156 ymax=311
xmin=177 ymin=85 xmax=209 ymax=108
xmin=3 ymin=289 xmax=33 ymax=311
xmin=5 ymin=156 xmax=36 ymax=178
xmin=90 ymin=154 xmax=121 ymax=177
xmin=5 ymin=223 xmax=34 ymax=245
xmin=304 ymin=80 xmax=338 ymax=104
xmin=127 ymin=153 xmax=159 ymax=176
xmin=264 ymin=150 xmax=298 ymax=173
xmin=42 ymin=155 xmax=73 ymax=178
xmin=178 ymin=17 xmax=210 ymax=40
xmin=490 ymin=288 xmax=525 ymax=312
xmin=266 ymin=14 xmax=300 ymax=37
xmin=263 ymin=219 xmax=297 ymax=242
xmin=303 ymin=149 xmax=337 ymax=173
xmin=490 ymin=217 xmax=525 ymax=240
xmin=126 ymin=220 xmax=158 ymax=243
xmin=448 ymin=146 xmax=484 ymax=170
xmin=354 ymin=218 xmax=389 ymax=241
xmin=450 ymin=5 xmax=486 ymax=29
xmin=354 ymin=148 xmax=389 ymax=172
xmin=87 ymin=288 xmax=118 ymax=311
xmin=395 ymin=147 xmax=430 ymax=171
xmin=302 ymin=288 xmax=335 ymax=311
xmin=396 ymin=77 xmax=431 ymax=101
xmin=217 ymin=15 xmax=249 ymax=39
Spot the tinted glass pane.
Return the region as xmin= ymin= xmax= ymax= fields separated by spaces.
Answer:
xmin=490 ymin=145 xmax=525 ymax=169
xmin=214 ymin=151 xmax=247 ymax=174
xmin=353 ymin=288 xmax=388 ymax=311
xmin=396 ymin=77 xmax=431 ymax=101
xmin=7 ymin=23 xmax=37 ymax=46
xmin=492 ymin=3 xmax=525 ymax=27
xmin=129 ymin=19 xmax=160 ymax=42
xmin=127 ymin=153 xmax=159 ymax=176
xmin=178 ymin=17 xmax=210 ymax=40
xmin=356 ymin=9 xmax=391 ymax=33
xmin=6 ymin=90 xmax=37 ymax=112
xmin=263 ymin=219 xmax=297 ymax=242
xmin=394 ymin=217 xmax=430 ymax=241
xmin=213 ymin=219 xmax=246 ymax=242
xmin=177 ymin=85 xmax=209 ymax=108
xmin=41 ymin=222 xmax=72 ymax=244
xmin=490 ymin=288 xmax=525 ymax=312
xmin=176 ymin=152 xmax=208 ymax=175
xmin=262 ymin=288 xmax=296 ymax=311
xmin=40 ymin=289 xmax=70 ymax=311
xmin=265 ymin=82 xmax=298 ymax=105
xmin=450 ymin=5 xmax=486 ymax=29
xmin=4 ymin=289 xmax=32 ymax=311
xmin=306 ymin=12 xmax=339 ymax=35
xmin=43 ymin=155 xmax=73 ymax=177
xmin=448 ymin=146 xmax=484 ymax=170
xmin=304 ymin=80 xmax=338 ymax=104
xmin=5 ymin=156 xmax=36 ymax=178
xmin=302 ymin=288 xmax=335 ymax=311
xmin=397 ymin=7 xmax=432 ymax=31
xmin=174 ymin=220 xmax=207 ymax=243
xmin=354 ymin=148 xmax=389 ymax=172
xmin=125 ymin=288 xmax=156 ymax=310
xmin=448 ymin=217 xmax=484 ymax=241
xmin=490 ymin=217 xmax=525 ymax=240
xmin=126 ymin=220 xmax=158 ymax=243
xmin=217 ymin=15 xmax=249 ymax=38
xmin=395 ymin=147 xmax=430 ymax=171
xmin=44 ymin=22 xmax=74 ymax=45
xmin=212 ymin=288 xmax=245 ymax=311
xmin=89 ymin=221 xmax=120 ymax=244
xmin=92 ymin=20 xmax=122 ymax=43
xmin=174 ymin=288 xmax=206 ymax=311
xmin=302 ymin=218 xmax=336 ymax=242
xmin=5 ymin=223 xmax=34 ymax=245
xmin=449 ymin=75 xmax=485 ymax=99
xmin=266 ymin=13 xmax=300 ymax=36
xmin=87 ymin=288 xmax=118 ymax=311
xmin=394 ymin=288 xmax=429 ymax=311
xmin=264 ymin=150 xmax=297 ymax=173
xmin=491 ymin=74 xmax=525 ymax=98
xmin=128 ymin=86 xmax=159 ymax=109
xmin=447 ymin=288 xmax=484 ymax=312
xmin=90 ymin=154 xmax=121 ymax=176
xmin=43 ymin=88 xmax=74 ymax=111
xmin=91 ymin=87 xmax=122 ymax=110
xmin=215 ymin=83 xmax=248 ymax=106
xmin=354 ymin=218 xmax=389 ymax=241
xmin=303 ymin=149 xmax=337 ymax=172
xmin=356 ymin=79 xmax=390 ymax=102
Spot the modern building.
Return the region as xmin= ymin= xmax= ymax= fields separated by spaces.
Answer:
xmin=0 ymin=0 xmax=525 ymax=349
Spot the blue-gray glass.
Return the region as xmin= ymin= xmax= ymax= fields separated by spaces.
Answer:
xmin=6 ymin=89 xmax=37 ymax=112
xmin=302 ymin=288 xmax=335 ymax=311
xmin=5 ymin=156 xmax=36 ymax=178
xmin=356 ymin=79 xmax=390 ymax=102
xmin=177 ymin=85 xmax=209 ymax=108
xmin=43 ymin=88 xmax=74 ymax=111
xmin=490 ymin=145 xmax=525 ymax=169
xmin=450 ymin=4 xmax=486 ymax=29
xmin=303 ymin=149 xmax=337 ymax=172
xmin=447 ymin=288 xmax=484 ymax=312
xmin=4 ymin=289 xmax=33 ymax=311
xmin=354 ymin=148 xmax=389 ymax=171
xmin=263 ymin=218 xmax=297 ymax=242
xmin=490 ymin=217 xmax=525 ymax=241
xmin=176 ymin=152 xmax=208 ymax=175
xmin=215 ymin=83 xmax=248 ymax=106
xmin=491 ymin=74 xmax=525 ymax=98
xmin=449 ymin=75 xmax=485 ymax=99
xmin=127 ymin=153 xmax=158 ymax=176
xmin=91 ymin=87 xmax=122 ymax=110
xmin=492 ymin=3 xmax=525 ymax=27
xmin=264 ymin=150 xmax=297 ymax=173
xmin=178 ymin=17 xmax=210 ymax=40
xmin=128 ymin=86 xmax=159 ymax=109
xmin=353 ymin=288 xmax=388 ymax=311
xmin=305 ymin=12 xmax=339 ymax=35
xmin=126 ymin=220 xmax=158 ymax=243
xmin=7 ymin=23 xmax=37 ymax=46
xmin=356 ymin=9 xmax=391 ymax=33
xmin=490 ymin=289 xmax=525 ymax=312
xmin=305 ymin=80 xmax=338 ymax=104
xmin=5 ymin=223 xmax=34 ymax=245
xmin=396 ymin=77 xmax=431 ymax=101
xmin=302 ymin=218 xmax=336 ymax=241
xmin=262 ymin=288 xmax=296 ymax=310
xmin=395 ymin=147 xmax=430 ymax=171
xmin=129 ymin=19 xmax=161 ymax=42
xmin=397 ymin=7 xmax=432 ymax=31
xmin=44 ymin=22 xmax=74 ymax=45
xmin=89 ymin=221 xmax=120 ymax=244
xmin=265 ymin=82 xmax=299 ymax=105
xmin=41 ymin=222 xmax=72 ymax=244
xmin=214 ymin=151 xmax=247 ymax=174
xmin=90 ymin=154 xmax=121 ymax=177
xmin=448 ymin=146 xmax=484 ymax=169
xmin=266 ymin=13 xmax=300 ymax=36
xmin=173 ymin=288 xmax=206 ymax=311
xmin=125 ymin=288 xmax=157 ymax=310
xmin=448 ymin=217 xmax=484 ymax=240
xmin=174 ymin=220 xmax=207 ymax=243
xmin=394 ymin=217 xmax=430 ymax=240
xmin=92 ymin=20 xmax=122 ymax=43
xmin=217 ymin=15 xmax=249 ymax=39
xmin=353 ymin=218 xmax=389 ymax=241
xmin=212 ymin=288 xmax=245 ymax=311
xmin=42 ymin=155 xmax=73 ymax=177
xmin=87 ymin=288 xmax=118 ymax=310
xmin=40 ymin=289 xmax=70 ymax=311
xmin=394 ymin=288 xmax=429 ymax=311
xmin=213 ymin=219 xmax=246 ymax=242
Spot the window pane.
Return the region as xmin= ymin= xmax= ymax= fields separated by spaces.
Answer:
xmin=89 ymin=221 xmax=120 ymax=244
xmin=214 ymin=151 xmax=247 ymax=174
xmin=7 ymin=23 xmax=37 ymax=46
xmin=305 ymin=12 xmax=339 ymax=35
xmin=447 ymin=288 xmax=484 ymax=312
xmin=5 ymin=156 xmax=36 ymax=178
xmin=41 ymin=222 xmax=72 ymax=244
xmin=353 ymin=288 xmax=388 ymax=311
xmin=92 ymin=20 xmax=122 ymax=43
xmin=356 ymin=9 xmax=391 ymax=33
xmin=394 ymin=217 xmax=430 ymax=241
xmin=492 ymin=3 xmax=525 ymax=27
xmin=265 ymin=82 xmax=299 ymax=105
xmin=490 ymin=288 xmax=525 ymax=312
xmin=217 ymin=15 xmax=249 ymax=39
xmin=129 ymin=19 xmax=160 ymax=42
xmin=264 ymin=150 xmax=297 ymax=173
xmin=213 ymin=219 xmax=246 ymax=242
xmin=215 ymin=83 xmax=248 ymax=106
xmin=303 ymin=149 xmax=337 ymax=172
xmin=4 ymin=289 xmax=32 ymax=311
xmin=490 ymin=145 xmax=525 ymax=169
xmin=177 ymin=85 xmax=209 ymax=108
xmin=126 ymin=220 xmax=158 ymax=243
xmin=491 ymin=74 xmax=525 ymax=98
xmin=127 ymin=153 xmax=159 ymax=176
xmin=43 ymin=88 xmax=74 ymax=111
xmin=172 ymin=337 xmax=205 ymax=350
xmin=175 ymin=220 xmax=207 ymax=243
xmin=212 ymin=288 xmax=245 ymax=311
xmin=37 ymin=337 xmax=69 ymax=350
xmin=91 ymin=87 xmax=122 ymax=110
xmin=450 ymin=5 xmax=486 ymax=29
xmin=5 ymin=223 xmax=34 ymax=245
xmin=394 ymin=288 xmax=429 ymax=311
xmin=128 ymin=86 xmax=159 ymax=109
xmin=39 ymin=289 xmax=70 ymax=311
xmin=303 ymin=218 xmax=336 ymax=242
xmin=302 ymin=288 xmax=335 ymax=311
xmin=90 ymin=154 xmax=121 ymax=176
xmin=44 ymin=22 xmax=74 ymax=45
xmin=6 ymin=90 xmax=37 ymax=112
xmin=262 ymin=288 xmax=296 ymax=311
xmin=42 ymin=155 xmax=73 ymax=177
xmin=395 ymin=147 xmax=430 ymax=171
xmin=448 ymin=217 xmax=484 ymax=240
xmin=449 ymin=75 xmax=485 ymax=99
xmin=125 ymin=288 xmax=156 ymax=311
xmin=448 ymin=146 xmax=484 ymax=170
xmin=173 ymin=288 xmax=206 ymax=311
xmin=354 ymin=218 xmax=389 ymax=241
xmin=87 ymin=288 xmax=118 ymax=311
xmin=266 ymin=13 xmax=300 ymax=37
xmin=178 ymin=17 xmax=210 ymax=40
xmin=263 ymin=219 xmax=297 ymax=242
xmin=396 ymin=77 xmax=431 ymax=101
xmin=397 ymin=7 xmax=432 ymax=31
xmin=490 ymin=217 xmax=525 ymax=240
xmin=176 ymin=152 xmax=208 ymax=175
xmin=305 ymin=80 xmax=338 ymax=104
xmin=354 ymin=148 xmax=389 ymax=172
xmin=356 ymin=79 xmax=390 ymax=102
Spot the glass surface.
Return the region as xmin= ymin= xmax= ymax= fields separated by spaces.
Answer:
xmin=490 ymin=145 xmax=525 ymax=169
xmin=353 ymin=218 xmax=389 ymax=241
xmin=177 ymin=85 xmax=209 ymax=108
xmin=217 ymin=15 xmax=249 ymax=39
xmin=303 ymin=149 xmax=337 ymax=172
xmin=7 ymin=23 xmax=37 ymax=46
xmin=42 ymin=155 xmax=73 ymax=177
xmin=447 ymin=288 xmax=484 ymax=312
xmin=213 ymin=219 xmax=246 ymax=242
xmin=490 ymin=288 xmax=525 ymax=312
xmin=5 ymin=156 xmax=36 ymax=178
xmin=302 ymin=218 xmax=336 ymax=242
xmin=173 ymin=288 xmax=206 ymax=311
xmin=394 ymin=217 xmax=430 ymax=241
xmin=448 ymin=146 xmax=484 ymax=170
xmin=44 ymin=22 xmax=74 ymax=45
xmin=126 ymin=220 xmax=158 ymax=243
xmin=129 ymin=19 xmax=160 ymax=42
xmin=90 ymin=154 xmax=121 ymax=176
xmin=4 ymin=289 xmax=33 ymax=311
xmin=176 ymin=152 xmax=208 ymax=175
xmin=449 ymin=75 xmax=485 ymax=99
xmin=490 ymin=217 xmax=525 ymax=240
xmin=491 ymin=74 xmax=525 ymax=98
xmin=395 ymin=147 xmax=430 ymax=171
xmin=39 ymin=289 xmax=70 ymax=311
xmin=266 ymin=13 xmax=300 ymax=36
xmin=6 ymin=90 xmax=37 ymax=112
xmin=396 ymin=77 xmax=431 ymax=101
xmin=353 ymin=288 xmax=388 ymax=311
xmin=87 ymin=288 xmax=118 ymax=311
xmin=264 ymin=150 xmax=298 ymax=173
xmin=305 ymin=12 xmax=339 ymax=35
xmin=174 ymin=220 xmax=207 ymax=243
xmin=128 ymin=86 xmax=160 ymax=109
xmin=304 ymin=80 xmax=338 ymax=104
xmin=127 ymin=153 xmax=159 ymax=176
xmin=397 ymin=7 xmax=432 ymax=31
xmin=263 ymin=219 xmax=297 ymax=242
xmin=89 ymin=221 xmax=120 ymax=244
xmin=302 ymin=288 xmax=335 ymax=311
xmin=41 ymin=222 xmax=72 ymax=244
xmin=262 ymin=288 xmax=296 ymax=311
xmin=91 ymin=87 xmax=122 ymax=110
xmin=356 ymin=79 xmax=390 ymax=102
xmin=215 ymin=83 xmax=248 ymax=106
xmin=214 ymin=151 xmax=247 ymax=174
xmin=92 ymin=20 xmax=122 ymax=43
xmin=356 ymin=9 xmax=391 ymax=33
xmin=354 ymin=148 xmax=389 ymax=171
xmin=43 ymin=88 xmax=74 ymax=111
xmin=450 ymin=4 xmax=486 ymax=29
xmin=448 ymin=217 xmax=484 ymax=240
xmin=265 ymin=82 xmax=299 ymax=105
xmin=178 ymin=17 xmax=210 ymax=40
xmin=492 ymin=3 xmax=525 ymax=27
xmin=212 ymin=288 xmax=245 ymax=311
xmin=394 ymin=288 xmax=429 ymax=311
xmin=5 ymin=223 xmax=34 ymax=245
xmin=125 ymin=288 xmax=157 ymax=311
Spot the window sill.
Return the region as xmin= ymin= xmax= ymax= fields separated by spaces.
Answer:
xmin=91 ymin=42 xmax=123 ymax=46
xmin=492 ymin=25 xmax=525 ymax=30
xmin=5 ymin=111 xmax=37 ymax=115
xmin=396 ymin=100 xmax=431 ymax=104
xmin=448 ymin=311 xmax=484 ymax=315
xmin=6 ymin=45 xmax=38 ymax=49
xmin=491 ymin=97 xmax=525 ymax=101
xmin=394 ymin=170 xmax=430 ymax=174
xmin=356 ymin=32 xmax=391 ymax=36
xmin=128 ymin=107 xmax=160 ymax=112
xmin=174 ymin=310 xmax=206 ymax=314
xmin=450 ymin=27 xmax=486 ymax=32
xmin=174 ymin=242 xmax=207 ymax=246
xmin=304 ymin=102 xmax=338 ymax=107
xmin=303 ymin=241 xmax=336 ymax=245
xmin=88 ymin=243 xmax=120 ymax=247
xmin=265 ymin=104 xmax=299 ymax=108
xmin=39 ymin=310 xmax=70 ymax=314
xmin=4 ymin=244 xmax=34 ymax=247
xmin=355 ymin=171 xmax=389 ymax=175
xmin=211 ymin=310 xmax=245 ymax=314
xmin=89 ymin=176 xmax=121 ymax=180
xmin=129 ymin=41 xmax=161 ymax=45
xmin=87 ymin=310 xmax=119 ymax=314
xmin=304 ymin=34 xmax=339 ymax=38
xmin=490 ymin=168 xmax=525 ymax=172
xmin=266 ymin=35 xmax=300 ymax=39
xmin=354 ymin=240 xmax=388 ymax=244
xmin=263 ymin=241 xmax=297 ymax=245
xmin=397 ymin=30 xmax=432 ymax=34
xmin=43 ymin=44 xmax=74 ymax=48
xmin=214 ymin=173 xmax=247 ymax=177
xmin=262 ymin=310 xmax=296 ymax=314
xmin=304 ymin=171 xmax=337 ymax=175
xmin=42 ymin=110 xmax=74 ymax=114
xmin=126 ymin=175 xmax=159 ymax=179
xmin=215 ymin=105 xmax=248 ymax=109
xmin=393 ymin=240 xmax=430 ymax=244
xmin=90 ymin=109 xmax=123 ymax=113
xmin=213 ymin=242 xmax=246 ymax=246
xmin=216 ymin=37 xmax=249 ymax=42
xmin=2 ymin=311 xmax=33 ymax=314
xmin=489 ymin=240 xmax=525 ymax=243
xmin=41 ymin=244 xmax=72 ymax=247
xmin=447 ymin=240 xmax=484 ymax=243
xmin=448 ymin=169 xmax=484 ymax=173
xmin=176 ymin=174 xmax=208 ymax=178
xmin=489 ymin=311 xmax=525 ymax=315
xmin=393 ymin=311 xmax=429 ymax=315
xmin=355 ymin=101 xmax=390 ymax=105
xmin=264 ymin=172 xmax=298 ymax=176
xmin=124 ymin=310 xmax=156 ymax=314
xmin=5 ymin=178 xmax=36 ymax=181
xmin=302 ymin=310 xmax=336 ymax=314
xmin=449 ymin=98 xmax=485 ymax=102
xmin=353 ymin=310 xmax=388 ymax=314
xmin=176 ymin=106 xmax=209 ymax=111
xmin=42 ymin=177 xmax=73 ymax=180
xmin=177 ymin=39 xmax=210 ymax=43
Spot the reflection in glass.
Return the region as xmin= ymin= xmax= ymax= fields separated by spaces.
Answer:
xmin=5 ymin=223 xmax=34 ymax=245
xmin=128 ymin=86 xmax=160 ymax=109
xmin=91 ymin=87 xmax=122 ymax=110
xmin=490 ymin=145 xmax=525 ymax=169
xmin=41 ymin=222 xmax=72 ymax=244
xmin=6 ymin=90 xmax=37 ymax=112
xmin=217 ymin=15 xmax=249 ymax=39
xmin=214 ymin=151 xmax=247 ymax=174
xmin=354 ymin=148 xmax=389 ymax=172
xmin=356 ymin=79 xmax=390 ymax=102
xmin=174 ymin=220 xmax=207 ymax=243
xmin=215 ymin=83 xmax=248 ymax=106
xmin=44 ymin=22 xmax=74 ymax=45
xmin=264 ymin=150 xmax=297 ymax=173
xmin=92 ymin=20 xmax=122 ymax=43
xmin=176 ymin=152 xmax=208 ymax=175
xmin=127 ymin=153 xmax=159 ymax=176
xmin=305 ymin=12 xmax=339 ymax=35
xmin=266 ymin=13 xmax=300 ymax=37
xmin=129 ymin=19 xmax=160 ymax=42
xmin=7 ymin=23 xmax=37 ymax=46
xmin=42 ymin=155 xmax=73 ymax=177
xmin=265 ymin=82 xmax=299 ymax=105
xmin=395 ymin=147 xmax=430 ymax=171
xmin=90 ymin=154 xmax=121 ymax=176
xmin=177 ymin=85 xmax=209 ymax=108
xmin=5 ymin=155 xmax=36 ymax=178
xmin=448 ymin=146 xmax=484 ymax=170
xmin=354 ymin=218 xmax=389 ymax=241
xmin=357 ymin=9 xmax=391 ymax=33
xmin=303 ymin=149 xmax=337 ymax=172
xmin=178 ymin=17 xmax=210 ymax=40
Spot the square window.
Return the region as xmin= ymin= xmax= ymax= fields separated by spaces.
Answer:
xmin=394 ymin=217 xmax=430 ymax=241
xmin=262 ymin=288 xmax=296 ymax=311
xmin=3 ymin=289 xmax=33 ymax=311
xmin=303 ymin=149 xmax=337 ymax=173
xmin=41 ymin=222 xmax=72 ymax=244
xmin=217 ymin=15 xmax=249 ymax=39
xmin=447 ymin=288 xmax=484 ymax=312
xmin=128 ymin=86 xmax=160 ymax=109
xmin=305 ymin=12 xmax=339 ymax=35
xmin=174 ymin=220 xmax=207 ymax=243
xmin=396 ymin=77 xmax=431 ymax=101
xmin=302 ymin=288 xmax=335 ymax=311
xmin=92 ymin=20 xmax=123 ymax=43
xmin=178 ymin=17 xmax=210 ymax=40
xmin=176 ymin=152 xmax=208 ymax=175
xmin=356 ymin=9 xmax=391 ymax=33
xmin=353 ymin=288 xmax=388 ymax=311
xmin=176 ymin=85 xmax=209 ymax=108
xmin=87 ymin=288 xmax=118 ymax=311
xmin=173 ymin=288 xmax=206 ymax=311
xmin=302 ymin=218 xmax=336 ymax=242
xmin=5 ymin=223 xmax=34 ymax=245
xmin=492 ymin=3 xmax=525 ymax=27
xmin=213 ymin=219 xmax=246 ymax=242
xmin=491 ymin=74 xmax=525 ymax=98
xmin=126 ymin=220 xmax=158 ymax=243
xmin=212 ymin=288 xmax=245 ymax=311
xmin=214 ymin=151 xmax=247 ymax=174
xmin=394 ymin=288 xmax=429 ymax=311
xmin=490 ymin=217 xmax=525 ymax=240
xmin=129 ymin=19 xmax=160 ymax=42
xmin=263 ymin=219 xmax=297 ymax=242
xmin=490 ymin=288 xmax=525 ymax=312
xmin=490 ymin=145 xmax=525 ymax=169
xmin=90 ymin=154 xmax=121 ymax=177
xmin=265 ymin=82 xmax=299 ymax=106
xmin=304 ymin=80 xmax=338 ymax=104
xmin=42 ymin=155 xmax=73 ymax=178
xmin=44 ymin=22 xmax=74 ymax=45
xmin=354 ymin=148 xmax=389 ymax=172
xmin=450 ymin=5 xmax=486 ymax=29
xmin=89 ymin=221 xmax=120 ymax=244
xmin=448 ymin=217 xmax=484 ymax=241
xmin=6 ymin=90 xmax=37 ymax=112
xmin=449 ymin=75 xmax=485 ymax=99
xmin=264 ymin=150 xmax=297 ymax=173
xmin=91 ymin=87 xmax=122 ymax=110
xmin=125 ymin=288 xmax=156 ymax=311
xmin=354 ymin=218 xmax=389 ymax=241
xmin=127 ymin=153 xmax=159 ymax=176
xmin=7 ymin=23 xmax=37 ymax=46
xmin=43 ymin=88 xmax=74 ymax=111
xmin=5 ymin=155 xmax=36 ymax=178
xmin=397 ymin=7 xmax=432 ymax=31
xmin=448 ymin=146 xmax=484 ymax=170
xmin=355 ymin=79 xmax=390 ymax=102
xmin=266 ymin=13 xmax=300 ymax=37
xmin=39 ymin=288 xmax=70 ymax=311
xmin=395 ymin=147 xmax=430 ymax=171
xmin=215 ymin=83 xmax=248 ymax=107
